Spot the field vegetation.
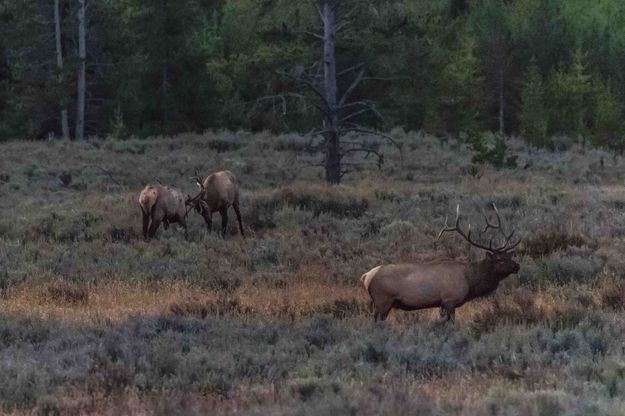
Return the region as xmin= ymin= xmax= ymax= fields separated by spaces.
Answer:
xmin=1 ymin=131 xmax=625 ymax=414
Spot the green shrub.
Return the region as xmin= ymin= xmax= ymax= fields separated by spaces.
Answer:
xmin=519 ymin=252 xmax=604 ymax=286
xmin=206 ymin=138 xmax=242 ymax=152
xmin=466 ymin=130 xmax=517 ymax=169
xmin=250 ymin=238 xmax=280 ymax=266
xmin=483 ymin=387 xmax=569 ymax=416
xmin=521 ymin=232 xmax=587 ymax=258
xmin=0 ymin=361 xmax=50 ymax=409
xmin=29 ymin=211 xmax=102 ymax=242
xmin=198 ymin=373 xmax=231 ymax=397
xmin=104 ymin=139 xmax=147 ymax=154
xmin=246 ymin=183 xmax=368 ymax=230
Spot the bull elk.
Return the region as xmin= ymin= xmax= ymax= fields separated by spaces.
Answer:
xmin=185 ymin=170 xmax=244 ymax=238
xmin=139 ymin=185 xmax=188 ymax=240
xmin=361 ymin=204 xmax=521 ymax=322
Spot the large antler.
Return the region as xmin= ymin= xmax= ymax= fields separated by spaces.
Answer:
xmin=438 ymin=204 xmax=521 ymax=253
xmin=438 ymin=205 xmax=494 ymax=252
xmin=482 ymin=203 xmax=521 ymax=252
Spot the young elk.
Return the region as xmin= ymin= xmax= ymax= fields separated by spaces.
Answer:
xmin=185 ymin=170 xmax=244 ymax=238
xmin=361 ymin=204 xmax=521 ymax=322
xmin=139 ymin=185 xmax=188 ymax=240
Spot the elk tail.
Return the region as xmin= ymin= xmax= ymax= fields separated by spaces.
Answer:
xmin=360 ymin=265 xmax=382 ymax=294
xmin=139 ymin=189 xmax=157 ymax=216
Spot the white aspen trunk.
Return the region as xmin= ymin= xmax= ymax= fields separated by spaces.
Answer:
xmin=54 ymin=0 xmax=70 ymax=139
xmin=75 ymin=0 xmax=86 ymax=140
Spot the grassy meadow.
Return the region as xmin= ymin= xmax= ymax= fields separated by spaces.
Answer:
xmin=1 ymin=131 xmax=625 ymax=415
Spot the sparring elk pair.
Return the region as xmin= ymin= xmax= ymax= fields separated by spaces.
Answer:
xmin=139 ymin=170 xmax=244 ymax=240
xmin=362 ymin=204 xmax=521 ymax=322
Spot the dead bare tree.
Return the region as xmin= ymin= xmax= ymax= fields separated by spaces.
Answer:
xmin=276 ymin=0 xmax=401 ymax=184
xmin=75 ymin=0 xmax=87 ymax=140
xmin=54 ymin=0 xmax=70 ymax=139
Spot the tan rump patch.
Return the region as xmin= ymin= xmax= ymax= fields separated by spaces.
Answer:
xmin=360 ymin=265 xmax=382 ymax=291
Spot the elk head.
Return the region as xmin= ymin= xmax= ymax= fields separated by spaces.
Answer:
xmin=438 ymin=204 xmax=521 ymax=277
xmin=185 ymin=171 xmax=209 ymax=217
xmin=192 ymin=170 xmax=205 ymax=190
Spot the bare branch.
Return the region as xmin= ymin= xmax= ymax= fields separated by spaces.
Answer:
xmin=337 ymin=62 xmax=365 ymax=77
xmin=315 ymin=2 xmax=324 ymax=21
xmin=339 ymin=68 xmax=365 ymax=107
xmin=277 ymin=70 xmax=329 ymax=110
xmin=301 ymin=30 xmax=323 ymax=40
xmin=362 ymin=76 xmax=411 ymax=82
xmin=339 ymin=107 xmax=372 ymax=124
xmin=335 ymin=19 xmax=349 ymax=32
xmin=338 ymin=100 xmax=373 ymax=111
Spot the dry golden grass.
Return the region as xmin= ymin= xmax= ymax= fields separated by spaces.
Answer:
xmin=3 ymin=273 xmax=621 ymax=331
xmin=1 ymin=277 xmax=370 ymax=324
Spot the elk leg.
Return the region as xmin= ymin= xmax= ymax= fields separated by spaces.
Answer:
xmin=376 ymin=303 xmax=392 ymax=322
xmin=178 ymin=216 xmax=188 ymax=241
xmin=220 ymin=208 xmax=228 ymax=238
xmin=378 ymin=310 xmax=390 ymax=321
xmin=448 ymin=308 xmax=456 ymax=323
xmin=202 ymin=212 xmax=212 ymax=232
xmin=372 ymin=298 xmax=393 ymax=322
xmin=148 ymin=210 xmax=164 ymax=239
xmin=441 ymin=303 xmax=456 ymax=323
xmin=233 ymin=202 xmax=245 ymax=237
xmin=148 ymin=218 xmax=162 ymax=239
xmin=142 ymin=211 xmax=150 ymax=240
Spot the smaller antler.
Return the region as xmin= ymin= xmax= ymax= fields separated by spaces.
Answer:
xmin=191 ymin=170 xmax=204 ymax=189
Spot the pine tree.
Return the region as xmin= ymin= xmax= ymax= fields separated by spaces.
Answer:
xmin=520 ymin=64 xmax=548 ymax=148
xmin=550 ymin=47 xmax=592 ymax=143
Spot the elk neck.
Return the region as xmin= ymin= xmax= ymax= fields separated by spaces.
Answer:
xmin=464 ymin=258 xmax=502 ymax=300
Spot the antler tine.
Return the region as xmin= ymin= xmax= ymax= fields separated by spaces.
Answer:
xmin=493 ymin=230 xmax=513 ymax=251
xmin=438 ymin=205 xmax=493 ymax=252
xmin=436 ymin=215 xmax=449 ymax=240
xmin=505 ymin=236 xmax=522 ymax=252
xmin=191 ymin=169 xmax=205 ymax=189
xmin=482 ymin=203 xmax=503 ymax=232
xmin=491 ymin=204 xmax=522 ymax=252
xmin=437 ymin=204 xmax=461 ymax=240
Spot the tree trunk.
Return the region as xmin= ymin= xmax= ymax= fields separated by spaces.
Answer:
xmin=497 ymin=58 xmax=505 ymax=135
xmin=161 ymin=61 xmax=169 ymax=130
xmin=54 ymin=0 xmax=69 ymax=139
xmin=75 ymin=0 xmax=86 ymax=140
xmin=322 ymin=0 xmax=341 ymax=184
